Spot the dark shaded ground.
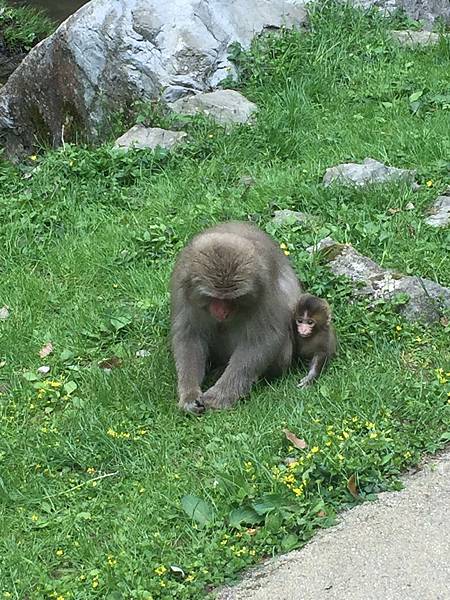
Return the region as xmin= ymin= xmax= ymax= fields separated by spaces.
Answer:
xmin=8 ymin=0 xmax=87 ymax=22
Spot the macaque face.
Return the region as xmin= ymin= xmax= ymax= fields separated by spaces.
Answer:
xmin=296 ymin=314 xmax=316 ymax=338
xmin=209 ymin=297 xmax=234 ymax=321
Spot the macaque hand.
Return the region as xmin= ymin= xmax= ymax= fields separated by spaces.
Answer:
xmin=297 ymin=375 xmax=314 ymax=388
xmin=202 ymin=387 xmax=235 ymax=410
xmin=178 ymin=391 xmax=205 ymax=415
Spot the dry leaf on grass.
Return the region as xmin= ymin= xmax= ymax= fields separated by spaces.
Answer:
xmin=283 ymin=428 xmax=307 ymax=449
xmin=98 ymin=356 xmax=123 ymax=370
xmin=347 ymin=474 xmax=359 ymax=498
xmin=39 ymin=342 xmax=53 ymax=358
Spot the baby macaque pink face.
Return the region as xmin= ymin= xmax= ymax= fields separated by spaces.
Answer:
xmin=296 ymin=313 xmax=315 ymax=338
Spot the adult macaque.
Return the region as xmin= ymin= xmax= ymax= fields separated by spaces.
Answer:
xmin=294 ymin=294 xmax=336 ymax=388
xmin=170 ymin=221 xmax=302 ymax=413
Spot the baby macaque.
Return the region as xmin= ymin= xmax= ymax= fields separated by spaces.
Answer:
xmin=293 ymin=294 xmax=336 ymax=388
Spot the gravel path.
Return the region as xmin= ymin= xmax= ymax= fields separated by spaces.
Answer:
xmin=219 ymin=450 xmax=450 ymax=600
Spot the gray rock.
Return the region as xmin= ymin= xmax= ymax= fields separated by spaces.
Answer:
xmin=349 ymin=0 xmax=450 ymax=28
xmin=425 ymin=196 xmax=450 ymax=228
xmin=169 ymin=90 xmax=257 ymax=126
xmin=309 ymin=238 xmax=450 ymax=324
xmin=391 ymin=29 xmax=441 ymax=47
xmin=0 ymin=0 xmax=308 ymax=158
xmin=114 ymin=125 xmax=187 ymax=151
xmin=323 ymin=157 xmax=416 ymax=188
xmin=271 ymin=209 xmax=311 ymax=226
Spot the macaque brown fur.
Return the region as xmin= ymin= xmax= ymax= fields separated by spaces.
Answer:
xmin=294 ymin=294 xmax=336 ymax=388
xmin=170 ymin=221 xmax=302 ymax=413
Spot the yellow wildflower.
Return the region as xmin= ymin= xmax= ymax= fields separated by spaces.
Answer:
xmin=107 ymin=555 xmax=117 ymax=567
xmin=342 ymin=431 xmax=350 ymax=440
xmin=365 ymin=421 xmax=375 ymax=430
xmin=48 ymin=380 xmax=62 ymax=388
xmin=325 ymin=440 xmax=332 ymax=447
xmin=284 ymin=250 xmax=290 ymax=256
xmin=292 ymin=486 xmax=304 ymax=496
xmin=92 ymin=578 xmax=99 ymax=589
xmin=311 ymin=446 xmax=320 ymax=454
xmin=30 ymin=155 xmax=37 ymax=161
xmin=426 ymin=179 xmax=433 ymax=187
xmin=56 ymin=596 xmax=65 ymax=600
xmin=154 ymin=565 xmax=167 ymax=576
xmin=185 ymin=574 xmax=195 ymax=582
xmin=31 ymin=514 xmax=38 ymax=522
xmin=288 ymin=460 xmax=299 ymax=470
xmin=395 ymin=325 xmax=402 ymax=332
xmin=56 ymin=549 xmax=64 ymax=557
xmin=86 ymin=467 xmax=96 ymax=475
xmin=369 ymin=432 xmax=378 ymax=439
xmin=280 ymin=243 xmax=288 ymax=250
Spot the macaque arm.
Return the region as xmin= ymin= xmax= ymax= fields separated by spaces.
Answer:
xmin=172 ymin=331 xmax=207 ymax=414
xmin=297 ymin=353 xmax=327 ymax=388
xmin=203 ymin=335 xmax=289 ymax=409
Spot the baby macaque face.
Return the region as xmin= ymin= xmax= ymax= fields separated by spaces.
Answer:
xmin=295 ymin=313 xmax=316 ymax=338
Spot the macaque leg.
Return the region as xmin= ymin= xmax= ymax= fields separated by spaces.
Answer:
xmin=298 ymin=354 xmax=327 ymax=388
xmin=173 ymin=335 xmax=207 ymax=414
xmin=202 ymin=344 xmax=278 ymax=410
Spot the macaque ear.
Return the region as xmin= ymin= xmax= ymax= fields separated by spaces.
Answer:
xmin=326 ymin=313 xmax=332 ymax=326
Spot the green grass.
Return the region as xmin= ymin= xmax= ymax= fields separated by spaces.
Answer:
xmin=0 ymin=3 xmax=449 ymax=599
xmin=0 ymin=0 xmax=54 ymax=51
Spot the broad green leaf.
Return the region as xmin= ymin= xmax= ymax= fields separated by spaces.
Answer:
xmin=281 ymin=533 xmax=299 ymax=551
xmin=229 ymin=506 xmax=262 ymax=528
xmin=23 ymin=371 xmax=39 ymax=382
xmin=63 ymin=381 xmax=77 ymax=395
xmin=181 ymin=495 xmax=214 ymax=526
xmin=409 ymin=90 xmax=423 ymax=103
xmin=60 ymin=349 xmax=75 ymax=362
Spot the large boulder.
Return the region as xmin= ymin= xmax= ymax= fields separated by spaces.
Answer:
xmin=308 ymin=238 xmax=450 ymax=324
xmin=0 ymin=0 xmax=308 ymax=158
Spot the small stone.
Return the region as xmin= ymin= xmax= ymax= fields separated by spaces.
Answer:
xmin=391 ymin=30 xmax=441 ymax=47
xmin=238 ymin=175 xmax=256 ymax=187
xmin=323 ymin=157 xmax=416 ymax=188
xmin=0 ymin=306 xmax=10 ymax=320
xmin=114 ymin=125 xmax=187 ymax=151
xmin=135 ymin=349 xmax=151 ymax=358
xmin=405 ymin=202 xmax=415 ymax=211
xmin=272 ymin=210 xmax=312 ymax=226
xmin=37 ymin=366 xmax=51 ymax=374
xmin=169 ymin=90 xmax=257 ymax=126
xmin=425 ymin=196 xmax=450 ymax=228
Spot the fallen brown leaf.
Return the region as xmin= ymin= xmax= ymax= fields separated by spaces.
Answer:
xmin=347 ymin=474 xmax=359 ymax=498
xmin=98 ymin=356 xmax=122 ymax=370
xmin=39 ymin=342 xmax=53 ymax=358
xmin=283 ymin=428 xmax=307 ymax=450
